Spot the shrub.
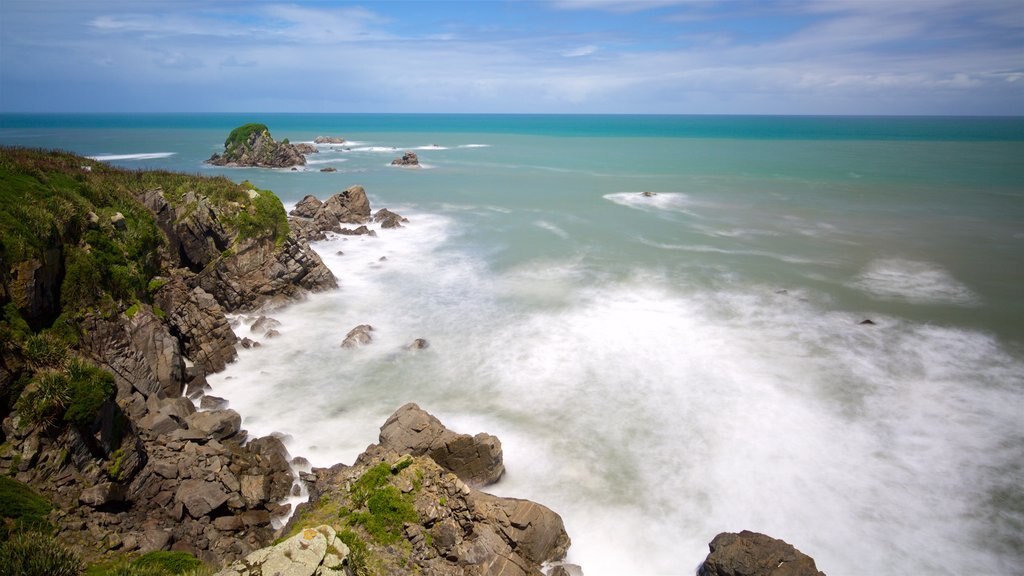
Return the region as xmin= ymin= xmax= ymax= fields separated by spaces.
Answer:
xmin=63 ymin=358 xmax=116 ymax=428
xmin=224 ymin=123 xmax=269 ymax=150
xmin=15 ymin=370 xmax=70 ymax=427
xmin=0 ymin=532 xmax=82 ymax=576
xmin=130 ymin=551 xmax=203 ymax=574
xmin=347 ymin=463 xmax=419 ymax=545
xmin=22 ymin=332 xmax=69 ymax=369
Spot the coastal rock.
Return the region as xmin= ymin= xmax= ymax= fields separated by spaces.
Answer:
xmin=314 ymin=136 xmax=347 ymax=144
xmin=250 ymin=315 xmax=281 ymax=335
xmin=341 ymin=324 xmax=374 ymax=348
xmin=391 ymin=151 xmax=420 ymax=167
xmin=292 ymin=143 xmax=317 ymax=155
xmin=176 ymin=479 xmax=230 ymax=519
xmin=373 ymin=208 xmax=409 ymax=229
xmin=7 ymin=248 xmax=63 ymax=330
xmin=699 ymin=531 xmax=826 ymax=576
xmin=316 ymin=185 xmax=372 ymax=228
xmin=216 ymin=525 xmax=347 ymax=576
xmin=290 ymin=194 xmax=323 ymax=218
xmin=79 ymin=482 xmax=127 ymax=508
xmin=377 ymin=402 xmax=505 ymax=486
xmin=319 ymin=167 xmax=337 ymax=172
xmin=184 ymin=409 xmax=242 ymax=441
xmin=154 ymin=279 xmax=238 ymax=373
xmin=300 ymin=444 xmax=568 ymax=576
xmin=205 ymin=124 xmax=306 ymax=168
xmin=339 ymin=225 xmax=374 ymax=236
xmin=405 ymin=338 xmax=430 ymax=350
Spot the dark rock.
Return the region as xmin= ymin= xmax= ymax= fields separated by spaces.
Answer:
xmin=264 ymin=329 xmax=281 ymax=339
xmin=175 ymin=479 xmax=230 ymax=519
xmin=154 ymin=279 xmax=237 ymax=373
xmin=250 ymin=315 xmax=281 ymax=335
xmin=339 ymin=225 xmax=373 ymax=236
xmin=549 ymin=564 xmax=585 ymax=576
xmin=378 ymin=402 xmax=505 ymax=486
xmin=374 ymin=208 xmax=409 ymax=229
xmin=391 ymin=151 xmax=420 ymax=166
xmin=316 ymin=185 xmax=371 ymax=228
xmin=184 ymin=410 xmax=242 ymax=441
xmin=290 ymin=195 xmax=323 ymax=218
xmin=859 ymin=319 xmax=876 ymax=326
xmin=292 ymin=143 xmax=317 ymax=155
xmin=700 ymin=531 xmax=826 ymax=576
xmin=239 ymin=337 xmax=257 ymax=349
xmin=341 ymin=324 xmax=374 ymax=348
xmin=406 ymin=338 xmax=430 ymax=350
xmin=205 ymin=126 xmax=306 ymax=168
xmin=200 ymin=395 xmax=229 ymax=410
xmin=319 ymin=167 xmax=337 ymax=173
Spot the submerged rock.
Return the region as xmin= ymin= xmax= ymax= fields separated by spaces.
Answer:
xmin=374 ymin=207 xmax=409 ymax=229
xmin=699 ymin=531 xmax=826 ymax=576
xmin=341 ymin=324 xmax=374 ymax=348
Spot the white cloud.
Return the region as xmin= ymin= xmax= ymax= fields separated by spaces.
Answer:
xmin=563 ymin=45 xmax=598 ymax=58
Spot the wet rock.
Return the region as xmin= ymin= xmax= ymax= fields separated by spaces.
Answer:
xmin=373 ymin=208 xmax=409 ymax=229
xmin=341 ymin=324 xmax=374 ymax=348
xmin=391 ymin=151 xmax=420 ymax=166
xmin=700 ymin=531 xmax=826 ymax=576
xmin=406 ymin=338 xmax=430 ymax=350
xmin=378 ymin=402 xmax=505 ymax=486
xmin=290 ymin=194 xmax=323 ymax=218
xmin=200 ymin=395 xmax=229 ymax=410
xmin=250 ymin=315 xmax=281 ymax=335
xmin=859 ymin=319 xmax=876 ymax=326
xmin=320 ymin=167 xmax=337 ymax=172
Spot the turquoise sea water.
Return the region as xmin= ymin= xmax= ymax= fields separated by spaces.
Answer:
xmin=2 ymin=114 xmax=1023 ymax=575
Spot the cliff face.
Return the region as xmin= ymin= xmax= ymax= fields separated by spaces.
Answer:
xmin=0 ymin=147 xmax=335 ymax=566
xmin=205 ymin=123 xmax=307 ymax=168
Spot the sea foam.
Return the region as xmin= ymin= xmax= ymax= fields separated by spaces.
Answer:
xmin=87 ymin=152 xmax=176 ymax=161
xmin=851 ymin=258 xmax=979 ymax=305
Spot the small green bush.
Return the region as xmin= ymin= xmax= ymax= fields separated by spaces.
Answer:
xmin=346 ymin=462 xmax=419 ymax=545
xmin=22 ymin=332 xmax=69 ymax=369
xmin=0 ymin=532 xmax=82 ymax=576
xmin=63 ymin=358 xmax=116 ymax=428
xmin=224 ymin=123 xmax=269 ymax=150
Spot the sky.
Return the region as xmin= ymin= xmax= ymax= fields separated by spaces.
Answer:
xmin=1 ymin=0 xmax=1022 ymax=115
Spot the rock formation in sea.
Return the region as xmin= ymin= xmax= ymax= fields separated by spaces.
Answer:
xmin=699 ymin=530 xmax=826 ymax=576
xmin=287 ymin=187 xmax=408 ymax=243
xmin=314 ymin=135 xmax=347 ymax=144
xmin=205 ymin=123 xmax=307 ymax=168
xmin=391 ymin=151 xmax=420 ymax=166
xmin=278 ymin=403 xmax=570 ymax=576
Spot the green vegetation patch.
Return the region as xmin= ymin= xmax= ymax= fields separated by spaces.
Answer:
xmin=224 ymin=123 xmax=269 ymax=151
xmin=0 ymin=476 xmax=53 ymax=538
xmin=15 ymin=357 xmax=115 ymax=429
xmin=0 ymin=532 xmax=82 ymax=576
xmin=346 ymin=462 xmax=420 ymax=545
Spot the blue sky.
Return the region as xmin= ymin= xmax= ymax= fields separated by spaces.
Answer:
xmin=1 ymin=0 xmax=1021 ymax=114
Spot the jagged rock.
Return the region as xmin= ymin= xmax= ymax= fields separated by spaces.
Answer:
xmin=700 ymin=531 xmax=826 ymax=576
xmin=374 ymin=208 xmax=409 ymax=229
xmin=548 ymin=564 xmax=585 ymax=576
xmin=176 ymin=479 xmax=230 ymax=518
xmin=290 ymin=195 xmax=323 ymax=218
xmin=216 ymin=525 xmax=347 ymax=576
xmin=391 ymin=151 xmax=420 ymax=166
xmin=339 ymin=225 xmax=373 ymax=236
xmin=205 ymin=125 xmax=306 ymax=168
xmin=320 ymin=167 xmax=337 ymax=173
xmin=314 ymin=136 xmax=347 ymax=144
xmin=79 ymin=482 xmax=127 ymax=508
xmin=184 ymin=410 xmax=242 ymax=441
xmin=8 ymin=247 xmax=64 ymax=330
xmin=292 ymin=143 xmax=317 ymax=155
xmin=316 ymin=185 xmax=371 ymax=229
xmin=302 ymin=446 xmax=568 ymax=576
xmin=200 ymin=395 xmax=229 ymax=410
xmin=140 ymin=188 xmax=231 ymax=272
xmin=250 ymin=315 xmax=281 ymax=335
xmin=341 ymin=324 xmax=374 ymax=348
xmin=378 ymin=402 xmax=505 ymax=486
xmin=155 ymin=280 xmax=237 ymax=373
xmin=195 ymin=235 xmax=337 ymax=313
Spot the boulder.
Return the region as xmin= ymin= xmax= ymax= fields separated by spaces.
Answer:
xmin=700 ymin=531 xmax=826 ymax=576
xmin=290 ymin=195 xmax=323 ymax=218
xmin=315 ymin=185 xmax=371 ymax=229
xmin=292 ymin=143 xmax=317 ymax=155
xmin=341 ymin=324 xmax=374 ymax=348
xmin=250 ymin=315 xmax=281 ymax=335
xmin=373 ymin=208 xmax=409 ymax=229
xmin=216 ymin=525 xmax=347 ymax=576
xmin=184 ymin=410 xmax=242 ymax=441
xmin=319 ymin=167 xmax=337 ymax=173
xmin=154 ymin=279 xmax=238 ymax=373
xmin=405 ymin=338 xmax=430 ymax=350
xmin=79 ymin=482 xmax=127 ymax=508
xmin=378 ymin=402 xmax=505 ymax=486
xmin=176 ymin=479 xmax=230 ymax=519
xmin=391 ymin=151 xmax=420 ymax=166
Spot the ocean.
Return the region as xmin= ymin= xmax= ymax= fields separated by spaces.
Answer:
xmin=2 ymin=114 xmax=1022 ymax=575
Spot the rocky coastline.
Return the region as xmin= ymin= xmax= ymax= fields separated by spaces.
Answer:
xmin=0 ymin=145 xmax=827 ymax=575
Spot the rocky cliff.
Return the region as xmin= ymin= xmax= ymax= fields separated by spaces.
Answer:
xmin=205 ymin=123 xmax=307 ymax=168
xmin=0 ymin=147 xmax=334 ymax=566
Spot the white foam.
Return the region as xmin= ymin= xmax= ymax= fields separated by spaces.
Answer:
xmin=411 ymin=145 xmax=449 ymax=151
xmin=350 ymin=146 xmax=400 ymax=153
xmin=639 ymin=238 xmax=834 ymax=266
xmin=851 ymin=258 xmax=979 ymax=306
xmin=603 ymin=191 xmax=697 ymax=215
xmin=204 ymin=212 xmax=1022 ymax=576
xmin=86 ymin=152 xmax=176 ymax=161
xmin=534 ymin=220 xmax=570 ymax=239
xmin=458 ymin=144 xmax=491 ymax=148
xmin=304 ymin=158 xmax=349 ymax=165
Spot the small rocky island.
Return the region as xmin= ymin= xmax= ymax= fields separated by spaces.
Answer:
xmin=206 ymin=123 xmax=307 ymax=168
xmin=391 ymin=151 xmax=420 ymax=167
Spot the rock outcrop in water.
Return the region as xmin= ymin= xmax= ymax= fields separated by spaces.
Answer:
xmin=205 ymin=123 xmax=307 ymax=168
xmin=391 ymin=151 xmax=420 ymax=166
xmin=699 ymin=531 xmax=826 ymax=576
xmin=288 ymin=405 xmax=569 ymax=576
xmin=288 ymin=186 xmax=408 ymax=243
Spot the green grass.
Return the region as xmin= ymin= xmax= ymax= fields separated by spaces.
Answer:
xmin=223 ymin=123 xmax=269 ymax=151
xmin=0 ymin=532 xmax=83 ymax=576
xmin=346 ymin=462 xmax=420 ymax=545
xmin=0 ymin=476 xmax=53 ymax=538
